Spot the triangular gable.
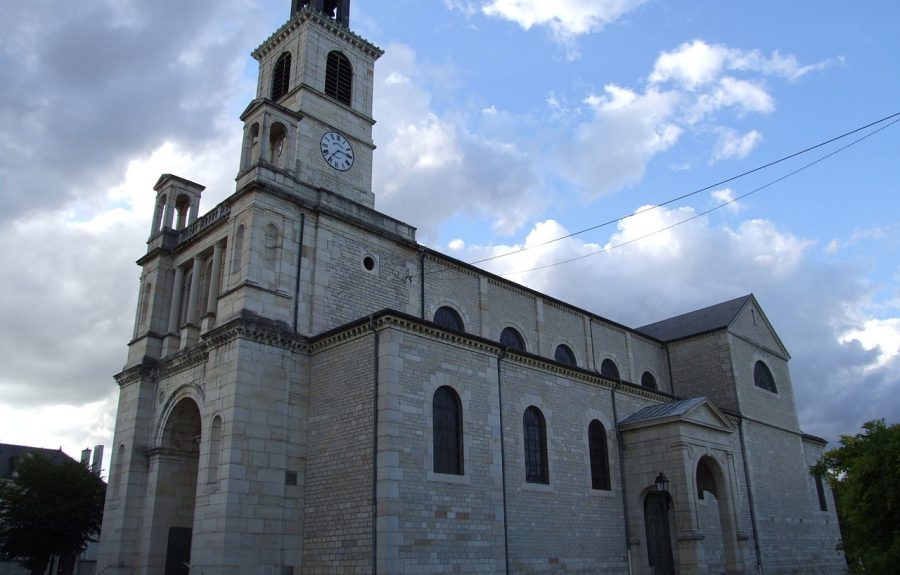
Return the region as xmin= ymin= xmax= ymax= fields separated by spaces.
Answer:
xmin=619 ymin=397 xmax=734 ymax=434
xmin=636 ymin=295 xmax=751 ymax=342
xmin=727 ymin=294 xmax=790 ymax=359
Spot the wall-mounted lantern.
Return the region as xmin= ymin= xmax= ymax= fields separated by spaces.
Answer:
xmin=654 ymin=472 xmax=670 ymax=494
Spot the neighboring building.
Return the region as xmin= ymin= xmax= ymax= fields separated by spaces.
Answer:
xmin=97 ymin=2 xmax=846 ymax=573
xmin=0 ymin=444 xmax=101 ymax=575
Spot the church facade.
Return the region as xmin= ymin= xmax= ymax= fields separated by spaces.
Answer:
xmin=97 ymin=2 xmax=846 ymax=573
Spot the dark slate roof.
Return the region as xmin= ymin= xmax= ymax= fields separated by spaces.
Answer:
xmin=618 ymin=397 xmax=708 ymax=426
xmin=636 ymin=295 xmax=752 ymax=342
xmin=0 ymin=443 xmax=72 ymax=480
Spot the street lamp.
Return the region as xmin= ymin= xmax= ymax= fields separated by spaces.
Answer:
xmin=654 ymin=472 xmax=670 ymax=494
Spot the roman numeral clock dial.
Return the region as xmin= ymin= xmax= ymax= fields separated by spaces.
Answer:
xmin=320 ymin=131 xmax=354 ymax=171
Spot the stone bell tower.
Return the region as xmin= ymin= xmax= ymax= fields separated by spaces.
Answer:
xmin=237 ymin=0 xmax=381 ymax=207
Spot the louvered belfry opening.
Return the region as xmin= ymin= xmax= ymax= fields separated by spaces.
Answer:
xmin=271 ymin=52 xmax=291 ymax=101
xmin=325 ymin=51 xmax=352 ymax=106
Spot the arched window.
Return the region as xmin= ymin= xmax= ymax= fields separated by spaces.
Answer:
xmin=523 ymin=406 xmax=548 ymax=484
xmin=271 ymin=52 xmax=292 ymax=101
xmin=433 ymin=386 xmax=463 ymax=475
xmin=269 ymin=122 xmax=287 ymax=167
xmin=325 ymin=50 xmax=352 ymax=105
xmin=500 ymin=327 xmax=526 ymax=352
xmin=754 ymin=360 xmax=777 ymax=393
xmin=601 ymin=358 xmax=620 ymax=381
xmin=641 ymin=371 xmax=658 ymax=390
xmin=588 ymin=420 xmax=610 ymax=490
xmin=434 ymin=306 xmax=464 ymax=333
xmin=554 ymin=344 xmax=576 ymax=367
xmin=696 ymin=456 xmax=717 ymax=499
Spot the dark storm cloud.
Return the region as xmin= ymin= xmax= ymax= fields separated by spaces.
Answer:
xmin=0 ymin=0 xmax=265 ymax=221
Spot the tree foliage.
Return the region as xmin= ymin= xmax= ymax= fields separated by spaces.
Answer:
xmin=813 ymin=419 xmax=900 ymax=575
xmin=0 ymin=453 xmax=106 ymax=574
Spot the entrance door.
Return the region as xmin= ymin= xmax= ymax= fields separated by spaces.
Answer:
xmin=164 ymin=526 xmax=192 ymax=575
xmin=645 ymin=492 xmax=675 ymax=575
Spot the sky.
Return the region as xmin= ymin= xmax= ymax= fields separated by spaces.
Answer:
xmin=0 ymin=0 xmax=898 ymax=474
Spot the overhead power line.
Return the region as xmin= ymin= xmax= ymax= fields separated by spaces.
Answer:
xmin=498 ymin=115 xmax=900 ymax=278
xmin=468 ymin=111 xmax=900 ymax=267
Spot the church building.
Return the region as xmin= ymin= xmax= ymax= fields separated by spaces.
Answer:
xmin=97 ymin=2 xmax=847 ymax=573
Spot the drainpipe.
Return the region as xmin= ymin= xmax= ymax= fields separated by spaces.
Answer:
xmin=418 ymin=249 xmax=426 ymax=320
xmin=292 ymin=213 xmax=306 ymax=333
xmin=496 ymin=348 xmax=511 ymax=574
xmin=369 ymin=315 xmax=380 ymax=575
xmin=611 ymin=383 xmax=634 ymax=575
xmin=738 ymin=418 xmax=764 ymax=574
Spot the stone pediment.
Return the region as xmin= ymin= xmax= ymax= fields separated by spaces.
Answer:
xmin=618 ymin=397 xmax=734 ymax=434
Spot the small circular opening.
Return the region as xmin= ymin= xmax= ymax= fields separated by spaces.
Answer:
xmin=363 ymin=256 xmax=376 ymax=271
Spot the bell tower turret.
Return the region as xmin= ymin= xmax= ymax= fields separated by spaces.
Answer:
xmin=237 ymin=0 xmax=381 ymax=207
xmin=291 ymin=0 xmax=351 ymax=26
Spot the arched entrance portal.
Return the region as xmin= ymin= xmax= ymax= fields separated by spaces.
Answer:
xmin=696 ymin=455 xmax=742 ymax=573
xmin=644 ymin=492 xmax=675 ymax=575
xmin=148 ymin=398 xmax=201 ymax=575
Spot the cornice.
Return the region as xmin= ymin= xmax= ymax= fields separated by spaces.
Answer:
xmin=152 ymin=347 xmax=209 ymax=380
xmin=252 ymin=8 xmax=384 ymax=61
xmin=313 ymin=309 xmax=676 ymax=404
xmin=488 ymin=277 xmax=535 ymax=300
xmin=204 ymin=316 xmax=309 ymax=354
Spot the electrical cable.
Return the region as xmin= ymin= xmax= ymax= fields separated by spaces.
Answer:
xmin=467 ymin=111 xmax=900 ymax=267
xmin=496 ymin=116 xmax=900 ymax=277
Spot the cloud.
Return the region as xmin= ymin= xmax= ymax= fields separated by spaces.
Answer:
xmin=481 ymin=0 xmax=649 ymax=38
xmin=710 ymin=188 xmax=746 ymax=213
xmin=555 ymin=86 xmax=681 ymax=196
xmin=459 ymin=207 xmax=900 ymax=442
xmin=373 ymin=44 xmax=542 ymax=238
xmin=650 ymin=40 xmax=837 ymax=88
xmin=0 ymin=0 xmax=260 ymax=224
xmin=712 ymin=129 xmax=763 ymax=162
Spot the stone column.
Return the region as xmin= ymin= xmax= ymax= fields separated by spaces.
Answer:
xmin=258 ymin=114 xmax=271 ymax=164
xmin=162 ymin=194 xmax=176 ymax=230
xmin=673 ymin=449 xmax=708 ymax=575
xmin=180 ymin=256 xmax=203 ymax=348
xmin=163 ymin=267 xmax=185 ymax=355
xmin=201 ymin=242 xmax=224 ymax=333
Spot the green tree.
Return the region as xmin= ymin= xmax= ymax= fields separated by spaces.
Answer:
xmin=0 ymin=453 xmax=106 ymax=575
xmin=813 ymin=419 xmax=900 ymax=575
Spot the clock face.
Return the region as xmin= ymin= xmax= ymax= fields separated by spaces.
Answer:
xmin=320 ymin=132 xmax=354 ymax=171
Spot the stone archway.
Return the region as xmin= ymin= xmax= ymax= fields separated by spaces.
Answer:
xmin=696 ymin=455 xmax=742 ymax=574
xmin=147 ymin=398 xmax=202 ymax=575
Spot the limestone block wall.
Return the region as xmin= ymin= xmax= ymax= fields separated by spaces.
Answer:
xmin=667 ymin=333 xmax=738 ymax=409
xmin=483 ymin=278 xmax=539 ymax=350
xmin=303 ymin=330 xmax=376 ymax=573
xmin=801 ymin=439 xmax=845 ymax=572
xmin=423 ymin=255 xmax=482 ymax=334
xmin=377 ymin=326 xmax=506 ymax=573
xmin=198 ymin=333 xmax=308 ymax=573
xmin=742 ymin=421 xmax=845 ymax=574
xmin=589 ymin=319 xmax=630 ymax=380
xmin=627 ymin=332 xmax=671 ymax=394
xmin=730 ymin=335 xmax=800 ymax=432
xmin=308 ymin=213 xmax=417 ymax=333
xmin=499 ymin=360 xmax=630 ymax=574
